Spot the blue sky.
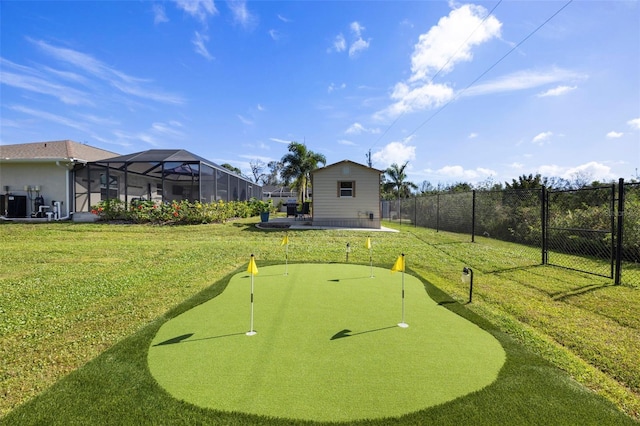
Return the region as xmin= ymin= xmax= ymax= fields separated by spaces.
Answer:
xmin=1 ymin=0 xmax=639 ymax=187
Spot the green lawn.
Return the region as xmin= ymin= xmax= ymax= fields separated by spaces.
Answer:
xmin=0 ymin=218 xmax=638 ymax=424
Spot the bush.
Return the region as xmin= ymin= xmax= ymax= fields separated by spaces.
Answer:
xmin=90 ymin=199 xmax=266 ymax=225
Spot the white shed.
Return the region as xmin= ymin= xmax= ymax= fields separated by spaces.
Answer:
xmin=310 ymin=160 xmax=382 ymax=229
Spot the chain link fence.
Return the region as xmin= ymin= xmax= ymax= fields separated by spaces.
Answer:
xmin=620 ymin=182 xmax=640 ymax=286
xmin=546 ymin=185 xmax=615 ymax=278
xmin=381 ymin=179 xmax=639 ymax=286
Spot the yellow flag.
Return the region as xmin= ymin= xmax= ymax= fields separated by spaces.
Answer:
xmin=391 ymin=255 xmax=405 ymax=273
xmin=366 ymin=237 xmax=372 ymax=250
xmin=281 ymin=235 xmax=289 ymax=246
xmin=247 ymin=255 xmax=259 ymax=275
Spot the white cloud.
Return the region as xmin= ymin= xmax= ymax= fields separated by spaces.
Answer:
xmin=28 ymin=39 xmax=184 ymax=104
xmin=227 ymin=0 xmax=257 ymax=29
xmin=468 ymin=132 xmax=478 ymax=139
xmin=371 ymin=140 xmax=416 ymax=168
xmin=373 ymin=4 xmax=501 ymax=120
xmin=374 ymin=81 xmax=454 ymax=120
xmin=328 ymin=82 xmax=346 ymax=93
xmin=462 ymin=69 xmax=585 ymax=97
xmin=1 ymin=69 xmax=92 ymax=106
xmin=329 ymin=21 xmax=370 ymax=57
xmin=173 ymin=0 xmax=217 ymax=22
xmin=257 ymin=104 xmax=265 ymax=111
xmin=153 ymin=4 xmax=169 ymax=24
xmin=277 ymin=14 xmax=291 ymax=23
xmin=345 ymin=122 xmax=380 ymax=135
xmin=350 ymin=21 xmax=365 ymax=37
xmin=237 ymin=114 xmax=253 ymax=125
xmin=151 ymin=121 xmax=184 ymax=138
xmin=268 ymin=29 xmax=280 ymax=40
xmin=269 ymin=137 xmax=291 ymax=144
xmin=537 ymin=85 xmax=577 ymax=97
xmin=409 ymin=4 xmax=501 ymax=83
xmin=628 ymin=117 xmax=640 ymax=129
xmin=606 ymin=131 xmax=624 ymax=138
xmin=192 ymin=31 xmax=214 ymax=60
xmin=509 ymin=162 xmax=525 ymax=170
xmin=331 ymin=34 xmax=346 ymax=53
xmin=435 ymin=165 xmax=496 ymax=180
xmin=338 ymin=139 xmax=356 ymax=146
xmin=349 ymin=38 xmax=370 ymax=57
xmin=539 ymin=162 xmax=615 ymax=181
xmin=532 ymin=131 xmax=553 ymax=145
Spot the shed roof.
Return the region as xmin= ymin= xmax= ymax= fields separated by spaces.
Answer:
xmin=0 ymin=140 xmax=119 ymax=162
xmin=312 ymin=159 xmax=383 ymax=175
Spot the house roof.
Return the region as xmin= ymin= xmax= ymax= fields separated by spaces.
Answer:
xmin=0 ymin=140 xmax=119 ymax=163
xmin=312 ymin=159 xmax=383 ymax=175
xmin=95 ymin=149 xmax=213 ymax=164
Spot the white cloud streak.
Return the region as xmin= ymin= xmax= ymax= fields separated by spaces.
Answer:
xmin=192 ymin=31 xmax=214 ymax=60
xmin=345 ymin=122 xmax=380 ymax=135
xmin=537 ymin=85 xmax=577 ymax=97
xmin=28 ymin=39 xmax=184 ymax=104
xmin=153 ymin=4 xmax=169 ymax=24
xmin=532 ymin=131 xmax=553 ymax=145
xmin=173 ymin=0 xmax=217 ymax=22
xmin=463 ymin=69 xmax=585 ymax=98
xmin=227 ymin=0 xmax=257 ymax=29
xmin=269 ymin=137 xmax=291 ymax=144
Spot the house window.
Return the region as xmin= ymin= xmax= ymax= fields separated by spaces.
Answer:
xmin=100 ymin=173 xmax=118 ymax=199
xmin=156 ymin=183 xmax=163 ymax=197
xmin=338 ymin=181 xmax=356 ymax=198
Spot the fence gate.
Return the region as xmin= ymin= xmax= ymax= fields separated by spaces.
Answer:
xmin=545 ymin=185 xmax=616 ymax=278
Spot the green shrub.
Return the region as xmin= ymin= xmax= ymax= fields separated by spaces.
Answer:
xmin=90 ymin=199 xmax=264 ymax=225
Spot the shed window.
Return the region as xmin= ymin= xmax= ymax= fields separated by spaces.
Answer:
xmin=338 ymin=181 xmax=356 ymax=198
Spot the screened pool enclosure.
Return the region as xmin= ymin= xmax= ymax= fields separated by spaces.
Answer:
xmin=74 ymin=149 xmax=261 ymax=212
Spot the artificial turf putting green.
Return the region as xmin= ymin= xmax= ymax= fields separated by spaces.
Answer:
xmin=148 ymin=263 xmax=505 ymax=422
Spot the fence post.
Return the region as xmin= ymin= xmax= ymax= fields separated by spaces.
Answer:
xmin=615 ymin=178 xmax=624 ymax=285
xmin=471 ymin=190 xmax=476 ymax=243
xmin=436 ymin=193 xmax=440 ymax=232
xmin=541 ymin=187 xmax=547 ymax=265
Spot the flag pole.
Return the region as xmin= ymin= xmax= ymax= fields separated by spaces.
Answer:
xmin=284 ymin=233 xmax=288 ymax=275
xmin=398 ymin=253 xmax=408 ymax=328
xmin=368 ymin=236 xmax=374 ymax=278
xmin=246 ymin=254 xmax=257 ymax=336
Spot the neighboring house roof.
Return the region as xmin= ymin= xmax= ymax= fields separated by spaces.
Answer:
xmin=0 ymin=140 xmax=119 ymax=163
xmin=312 ymin=159 xmax=383 ymax=175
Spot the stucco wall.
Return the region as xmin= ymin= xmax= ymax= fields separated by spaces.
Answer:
xmin=0 ymin=162 xmax=70 ymax=217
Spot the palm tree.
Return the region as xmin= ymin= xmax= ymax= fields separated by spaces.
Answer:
xmin=383 ymin=162 xmax=417 ymax=222
xmin=383 ymin=162 xmax=417 ymax=199
xmin=280 ymin=142 xmax=326 ymax=203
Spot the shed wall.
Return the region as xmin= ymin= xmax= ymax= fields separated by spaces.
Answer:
xmin=312 ymin=163 xmax=380 ymax=228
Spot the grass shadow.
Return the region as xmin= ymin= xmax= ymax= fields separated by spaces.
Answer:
xmin=330 ymin=326 xmax=396 ymax=340
xmin=153 ymin=332 xmax=245 ymax=346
